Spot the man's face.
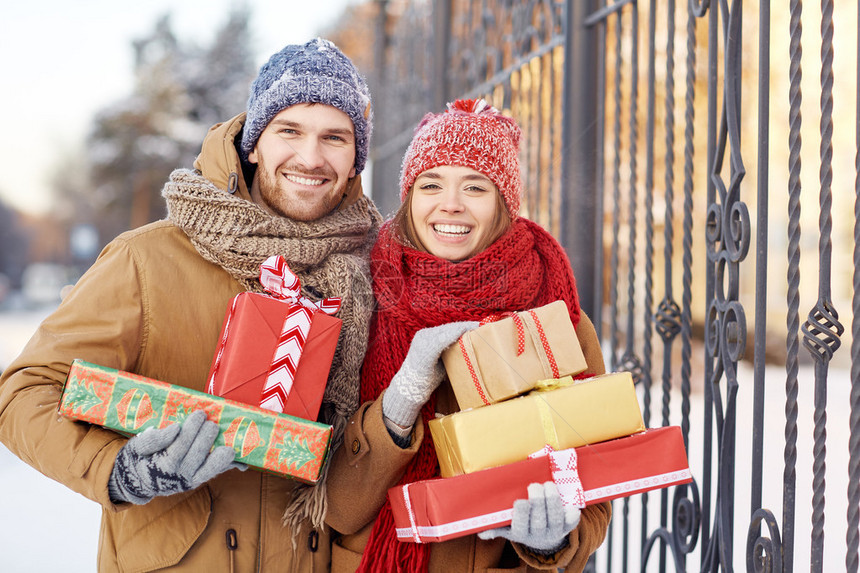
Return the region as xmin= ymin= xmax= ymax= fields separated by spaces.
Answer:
xmin=248 ymin=103 xmax=357 ymax=221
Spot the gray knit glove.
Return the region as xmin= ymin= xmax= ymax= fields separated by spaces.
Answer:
xmin=478 ymin=481 xmax=581 ymax=553
xmin=108 ymin=410 xmax=240 ymax=505
xmin=382 ymin=321 xmax=479 ymax=429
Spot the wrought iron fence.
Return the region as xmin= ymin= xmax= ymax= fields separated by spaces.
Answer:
xmin=368 ymin=0 xmax=858 ymax=571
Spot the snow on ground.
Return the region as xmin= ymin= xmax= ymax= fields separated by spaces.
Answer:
xmin=0 ymin=304 xmax=100 ymax=571
xmin=0 ymin=443 xmax=100 ymax=571
xmin=0 ymin=304 xmax=856 ymax=571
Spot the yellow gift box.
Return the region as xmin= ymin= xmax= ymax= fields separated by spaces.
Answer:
xmin=441 ymin=300 xmax=588 ymax=410
xmin=429 ymin=372 xmax=645 ymax=477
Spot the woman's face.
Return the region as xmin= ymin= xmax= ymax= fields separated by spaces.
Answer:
xmin=409 ymin=165 xmax=502 ymax=261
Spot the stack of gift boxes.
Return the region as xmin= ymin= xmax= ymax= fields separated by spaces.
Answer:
xmin=388 ymin=300 xmax=693 ymax=543
xmin=58 ymin=256 xmax=341 ymax=485
xmin=57 ymin=258 xmax=693 ymax=525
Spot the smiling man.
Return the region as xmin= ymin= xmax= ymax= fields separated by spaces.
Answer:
xmin=248 ymin=103 xmax=358 ymax=221
xmin=0 ymin=38 xmax=382 ymax=572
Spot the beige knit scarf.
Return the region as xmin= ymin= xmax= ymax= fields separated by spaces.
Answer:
xmin=162 ymin=168 xmax=381 ymax=532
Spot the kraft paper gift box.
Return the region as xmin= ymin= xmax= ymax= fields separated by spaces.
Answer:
xmin=59 ymin=360 xmax=332 ymax=484
xmin=441 ymin=300 xmax=588 ymax=410
xmin=429 ymin=371 xmax=645 ymax=477
xmin=206 ymin=291 xmax=341 ymax=421
xmin=389 ymin=426 xmax=692 ymax=543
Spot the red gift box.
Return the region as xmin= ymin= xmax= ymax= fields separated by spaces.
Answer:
xmin=206 ymin=256 xmax=342 ymax=420
xmin=390 ymin=455 xmax=552 ymax=543
xmin=389 ymin=426 xmax=692 ymax=543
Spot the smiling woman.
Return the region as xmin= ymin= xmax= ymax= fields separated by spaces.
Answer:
xmin=392 ymin=98 xmax=522 ymax=262
xmin=406 ymin=165 xmax=508 ymax=261
xmin=323 ymin=98 xmax=611 ymax=573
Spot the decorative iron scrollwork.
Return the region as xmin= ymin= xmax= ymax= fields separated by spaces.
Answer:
xmin=655 ymin=298 xmax=682 ymax=342
xmin=673 ymin=481 xmax=702 ymax=554
xmin=617 ymin=351 xmax=644 ymax=385
xmin=801 ymin=299 xmax=843 ymax=363
xmin=746 ymin=508 xmax=783 ymax=573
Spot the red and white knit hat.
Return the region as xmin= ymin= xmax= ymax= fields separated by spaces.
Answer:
xmin=399 ymin=98 xmax=522 ymax=216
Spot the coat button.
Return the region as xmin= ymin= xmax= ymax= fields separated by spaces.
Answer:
xmin=351 ymin=439 xmax=361 ymax=454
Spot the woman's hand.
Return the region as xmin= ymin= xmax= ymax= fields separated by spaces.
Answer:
xmin=381 ymin=321 xmax=478 ymax=429
xmin=478 ymin=481 xmax=581 ymax=553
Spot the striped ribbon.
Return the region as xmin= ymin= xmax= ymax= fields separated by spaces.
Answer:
xmin=258 ymin=255 xmax=340 ymax=412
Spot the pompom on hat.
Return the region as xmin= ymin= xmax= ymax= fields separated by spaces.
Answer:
xmin=240 ymin=38 xmax=372 ymax=174
xmin=399 ymin=98 xmax=522 ymax=216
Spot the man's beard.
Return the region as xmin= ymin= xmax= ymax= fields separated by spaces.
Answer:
xmin=255 ymin=154 xmax=345 ymax=221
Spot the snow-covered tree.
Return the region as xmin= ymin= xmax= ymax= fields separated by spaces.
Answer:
xmin=66 ymin=5 xmax=256 ymax=242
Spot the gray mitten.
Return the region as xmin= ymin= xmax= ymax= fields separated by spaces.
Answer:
xmin=477 ymin=481 xmax=581 ymax=553
xmin=108 ymin=410 xmax=239 ymax=505
xmin=382 ymin=321 xmax=479 ymax=429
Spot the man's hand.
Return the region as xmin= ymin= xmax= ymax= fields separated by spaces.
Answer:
xmin=108 ymin=410 xmax=240 ymax=505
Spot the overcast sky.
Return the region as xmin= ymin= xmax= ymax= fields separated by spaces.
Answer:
xmin=0 ymin=0 xmax=351 ymax=216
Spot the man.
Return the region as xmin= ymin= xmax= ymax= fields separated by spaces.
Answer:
xmin=0 ymin=38 xmax=381 ymax=571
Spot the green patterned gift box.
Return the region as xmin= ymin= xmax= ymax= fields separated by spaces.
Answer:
xmin=59 ymin=359 xmax=332 ymax=484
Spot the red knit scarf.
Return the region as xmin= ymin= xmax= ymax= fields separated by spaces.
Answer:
xmin=356 ymin=218 xmax=583 ymax=572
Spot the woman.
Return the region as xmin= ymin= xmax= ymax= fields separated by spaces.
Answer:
xmin=324 ymin=99 xmax=610 ymax=572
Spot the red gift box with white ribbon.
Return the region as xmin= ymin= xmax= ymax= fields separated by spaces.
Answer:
xmin=388 ymin=426 xmax=692 ymax=543
xmin=206 ymin=255 xmax=342 ymax=420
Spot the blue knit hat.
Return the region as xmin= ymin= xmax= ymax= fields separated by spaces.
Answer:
xmin=240 ymin=38 xmax=372 ymax=174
